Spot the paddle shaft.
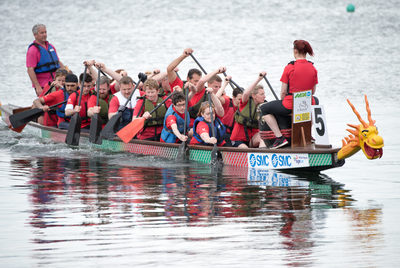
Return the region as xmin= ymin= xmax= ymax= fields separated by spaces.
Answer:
xmin=119 ymin=79 xmax=142 ymax=111
xmin=43 ymin=83 xmax=56 ymax=96
xmin=183 ymin=87 xmax=189 ymax=136
xmin=207 ymin=93 xmax=220 ymax=165
xmin=148 ymin=93 xmax=173 ymax=115
xmin=96 ymin=68 xmax=101 ymax=106
xmin=48 ymin=100 xmax=68 ymax=110
xmin=175 ymin=71 xmax=181 ymax=80
xmin=77 ymin=66 xmax=88 ymax=107
xmin=189 ymin=54 xmax=207 ymax=75
xmin=263 ymin=76 xmax=279 ymax=100
xmin=222 ymin=72 xmax=243 ymax=92
xmin=88 ymin=68 xmax=103 ymax=145
xmin=207 ymin=93 xmax=216 ymax=139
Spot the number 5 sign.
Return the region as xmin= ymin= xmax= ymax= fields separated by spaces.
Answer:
xmin=312 ymin=105 xmax=330 ymax=145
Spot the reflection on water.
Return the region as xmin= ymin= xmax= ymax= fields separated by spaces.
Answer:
xmin=1 ymin=155 xmax=383 ymax=266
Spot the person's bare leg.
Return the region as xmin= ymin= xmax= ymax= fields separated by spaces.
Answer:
xmin=262 ymin=114 xmax=282 ymax=138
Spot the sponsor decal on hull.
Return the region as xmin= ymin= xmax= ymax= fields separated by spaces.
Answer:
xmin=247 ymin=153 xmax=309 ymax=169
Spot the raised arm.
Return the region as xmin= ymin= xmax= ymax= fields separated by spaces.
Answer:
xmin=151 ymin=69 xmax=166 ymax=83
xmin=167 ymin=48 xmax=193 ymax=83
xmin=95 ymin=62 xmax=123 ymax=91
xmin=196 ymin=66 xmax=226 ymax=92
xmin=242 ymin=72 xmax=266 ymax=103
xmin=206 ymin=87 xmax=224 ymax=117
xmin=83 ymin=60 xmax=97 ymax=81
xmin=215 ymin=75 xmax=231 ymax=105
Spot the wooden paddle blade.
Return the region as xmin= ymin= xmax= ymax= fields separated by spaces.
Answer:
xmin=9 ymin=108 xmax=44 ymax=128
xmin=65 ymin=114 xmax=82 ymax=146
xmin=100 ymin=112 xmax=122 ymax=140
xmin=12 ymin=106 xmax=32 ymax=114
xmin=116 ymin=118 xmax=145 ymax=143
xmin=89 ymin=114 xmax=103 ymax=144
xmin=177 ymin=141 xmax=189 ymax=161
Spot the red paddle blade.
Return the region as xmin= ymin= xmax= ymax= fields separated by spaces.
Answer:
xmin=116 ymin=118 xmax=145 ymax=143
xmin=9 ymin=124 xmax=27 ymax=133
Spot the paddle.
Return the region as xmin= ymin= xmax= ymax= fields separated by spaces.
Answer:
xmin=116 ymin=92 xmax=174 ymax=143
xmin=263 ymin=75 xmax=279 ymax=100
xmin=189 ymin=53 xmax=207 ymax=75
xmin=207 ymin=93 xmax=220 ymax=166
xmin=222 ymin=72 xmax=243 ymax=93
xmin=10 ymin=106 xmax=39 ymax=133
xmin=89 ymin=68 xmax=103 ymax=144
xmin=9 ymin=100 xmax=67 ymax=129
xmin=65 ymin=66 xmax=88 ymax=146
xmin=100 ymin=72 xmax=147 ymax=139
xmin=177 ymin=87 xmax=190 ymax=161
xmin=190 ymin=53 xmax=242 ymax=93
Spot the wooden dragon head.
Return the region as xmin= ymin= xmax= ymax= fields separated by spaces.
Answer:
xmin=337 ymin=95 xmax=383 ymax=160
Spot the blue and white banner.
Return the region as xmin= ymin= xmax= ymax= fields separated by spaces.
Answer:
xmin=247 ymin=153 xmax=309 ymax=169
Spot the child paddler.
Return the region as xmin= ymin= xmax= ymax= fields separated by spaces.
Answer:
xmin=160 ymin=92 xmax=190 ymax=143
xmin=132 ymin=79 xmax=172 ymax=141
xmin=190 ymin=96 xmax=226 ymax=147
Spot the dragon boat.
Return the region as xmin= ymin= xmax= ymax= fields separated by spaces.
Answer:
xmin=0 ymin=95 xmax=383 ymax=172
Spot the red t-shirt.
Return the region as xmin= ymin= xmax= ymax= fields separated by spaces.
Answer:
xmin=42 ymin=89 xmax=65 ymax=127
xmin=87 ymin=94 xmax=112 ymax=108
xmin=110 ymin=83 xmax=117 ymax=94
xmin=39 ymin=83 xmax=62 ymax=98
xmin=169 ymin=76 xmax=184 ymax=90
xmin=66 ymin=90 xmax=91 ymax=128
xmin=221 ymin=103 xmax=237 ymax=132
xmin=230 ymin=99 xmax=259 ymax=142
xmin=280 ymin=59 xmax=318 ymax=109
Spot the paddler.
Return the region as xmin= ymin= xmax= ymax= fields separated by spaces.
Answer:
xmin=64 ymin=73 xmax=94 ymax=131
xmin=230 ymin=72 xmax=267 ymax=148
xmin=190 ymin=96 xmax=227 ymax=147
xmin=160 ymin=92 xmax=190 ymax=143
xmin=32 ymin=73 xmax=79 ymax=128
xmin=132 ymin=78 xmax=172 ymax=141
xmin=108 ymin=76 xmax=141 ymax=130
xmin=87 ymin=75 xmax=113 ymax=126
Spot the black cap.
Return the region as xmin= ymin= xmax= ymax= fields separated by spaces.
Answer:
xmin=65 ymin=73 xmax=78 ymax=83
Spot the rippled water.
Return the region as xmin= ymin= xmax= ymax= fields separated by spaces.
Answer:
xmin=1 ymin=0 xmax=399 ymax=267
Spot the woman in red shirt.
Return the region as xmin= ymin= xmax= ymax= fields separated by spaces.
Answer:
xmin=260 ymin=40 xmax=318 ymax=149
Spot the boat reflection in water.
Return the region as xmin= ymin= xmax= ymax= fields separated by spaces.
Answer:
xmin=9 ymin=155 xmax=382 ymax=265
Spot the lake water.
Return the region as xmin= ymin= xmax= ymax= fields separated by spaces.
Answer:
xmin=0 ymin=0 xmax=399 ymax=267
